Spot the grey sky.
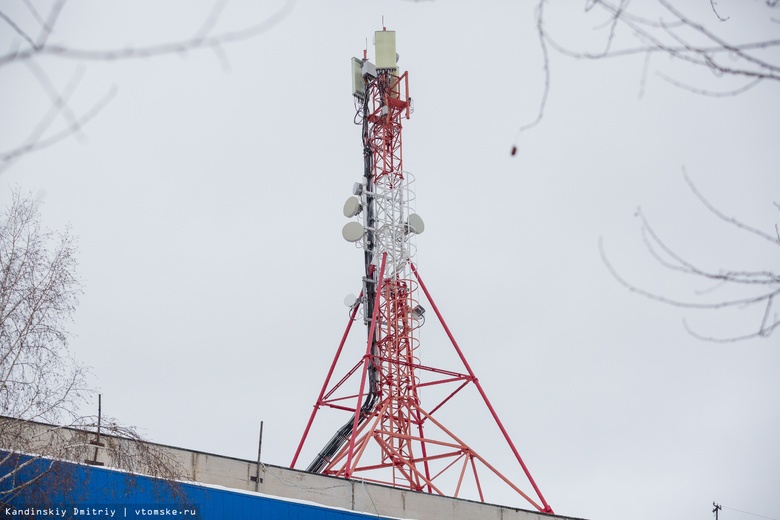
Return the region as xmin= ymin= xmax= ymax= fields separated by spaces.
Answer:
xmin=2 ymin=1 xmax=778 ymax=519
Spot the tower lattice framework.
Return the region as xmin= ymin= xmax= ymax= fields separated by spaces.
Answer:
xmin=290 ymin=29 xmax=553 ymax=514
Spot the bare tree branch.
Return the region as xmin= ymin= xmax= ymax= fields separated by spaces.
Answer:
xmin=637 ymin=207 xmax=779 ymax=285
xmin=34 ymin=0 xmax=68 ymax=49
xmin=657 ymin=73 xmax=762 ymax=96
xmin=0 ymin=85 xmax=118 ymax=174
xmin=682 ymin=167 xmax=780 ymax=246
xmin=516 ymin=0 xmax=780 ymax=148
xmin=540 ymin=0 xmax=780 ymax=94
xmin=0 ymin=415 xmax=190 ymax=503
xmin=0 ymin=11 xmax=37 ymax=49
xmin=0 ymin=0 xmax=295 ymax=172
xmin=24 ymin=59 xmax=87 ymax=143
xmin=683 ymin=315 xmax=780 ymax=342
xmin=530 ymin=3 xmax=779 ymax=342
xmin=21 ymin=0 xmax=46 ymax=29
xmin=600 ymin=237 xmax=780 ymax=312
xmin=601 ymin=170 xmax=780 ymax=341
xmin=0 ymin=0 xmax=296 ymax=67
xmin=709 ymin=0 xmax=730 ymax=22
xmin=513 ymin=0 xmax=552 ymax=152
xmin=193 ymin=0 xmax=231 ymax=42
xmin=660 ymin=0 xmax=780 ymax=74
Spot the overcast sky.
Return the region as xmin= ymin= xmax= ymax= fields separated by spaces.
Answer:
xmin=2 ymin=1 xmax=779 ymax=520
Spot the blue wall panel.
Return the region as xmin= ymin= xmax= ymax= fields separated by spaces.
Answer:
xmin=0 ymin=453 xmax=388 ymax=520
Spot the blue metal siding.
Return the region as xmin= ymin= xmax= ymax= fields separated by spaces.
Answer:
xmin=0 ymin=453 xmax=388 ymax=519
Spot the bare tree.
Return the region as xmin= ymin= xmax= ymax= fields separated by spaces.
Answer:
xmin=0 ymin=189 xmax=83 ymax=425
xmin=0 ymin=188 xmax=83 ymax=497
xmin=0 ymin=191 xmax=189 ymax=502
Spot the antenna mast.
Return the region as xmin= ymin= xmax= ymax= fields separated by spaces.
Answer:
xmin=291 ymin=28 xmax=553 ymax=514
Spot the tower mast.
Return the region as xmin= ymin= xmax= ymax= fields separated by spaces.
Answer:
xmin=291 ymin=28 xmax=553 ymax=513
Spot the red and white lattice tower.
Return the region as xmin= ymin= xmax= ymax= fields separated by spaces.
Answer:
xmin=290 ymin=28 xmax=553 ymax=514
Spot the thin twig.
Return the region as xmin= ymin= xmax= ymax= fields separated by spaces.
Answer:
xmin=540 ymin=0 xmax=780 ymax=95
xmin=0 ymin=0 xmax=296 ymax=67
xmin=682 ymin=167 xmax=780 ymax=246
xmin=0 ymin=11 xmax=37 ymax=48
xmin=24 ymin=59 xmax=87 ymax=142
xmin=709 ymin=0 xmax=730 ymax=22
xmin=637 ymin=207 xmax=778 ymax=285
xmin=600 ymin=237 xmax=780 ymax=310
xmin=657 ymin=73 xmax=763 ymax=97
xmin=513 ymin=0 xmax=551 ymax=146
xmin=35 ymin=0 xmax=68 ymax=49
xmin=0 ymin=86 xmax=118 ymax=173
xmin=683 ymin=317 xmax=779 ymax=342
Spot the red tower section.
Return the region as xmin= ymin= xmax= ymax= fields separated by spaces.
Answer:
xmin=290 ymin=29 xmax=553 ymax=514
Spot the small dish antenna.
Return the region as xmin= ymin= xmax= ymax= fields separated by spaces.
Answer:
xmin=343 ymin=196 xmax=362 ymax=218
xmin=344 ymin=294 xmax=359 ymax=308
xmin=407 ymin=213 xmax=425 ymax=234
xmin=342 ymin=222 xmax=364 ymax=242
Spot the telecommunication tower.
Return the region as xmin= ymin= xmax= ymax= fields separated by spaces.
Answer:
xmin=290 ymin=28 xmax=553 ymax=514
